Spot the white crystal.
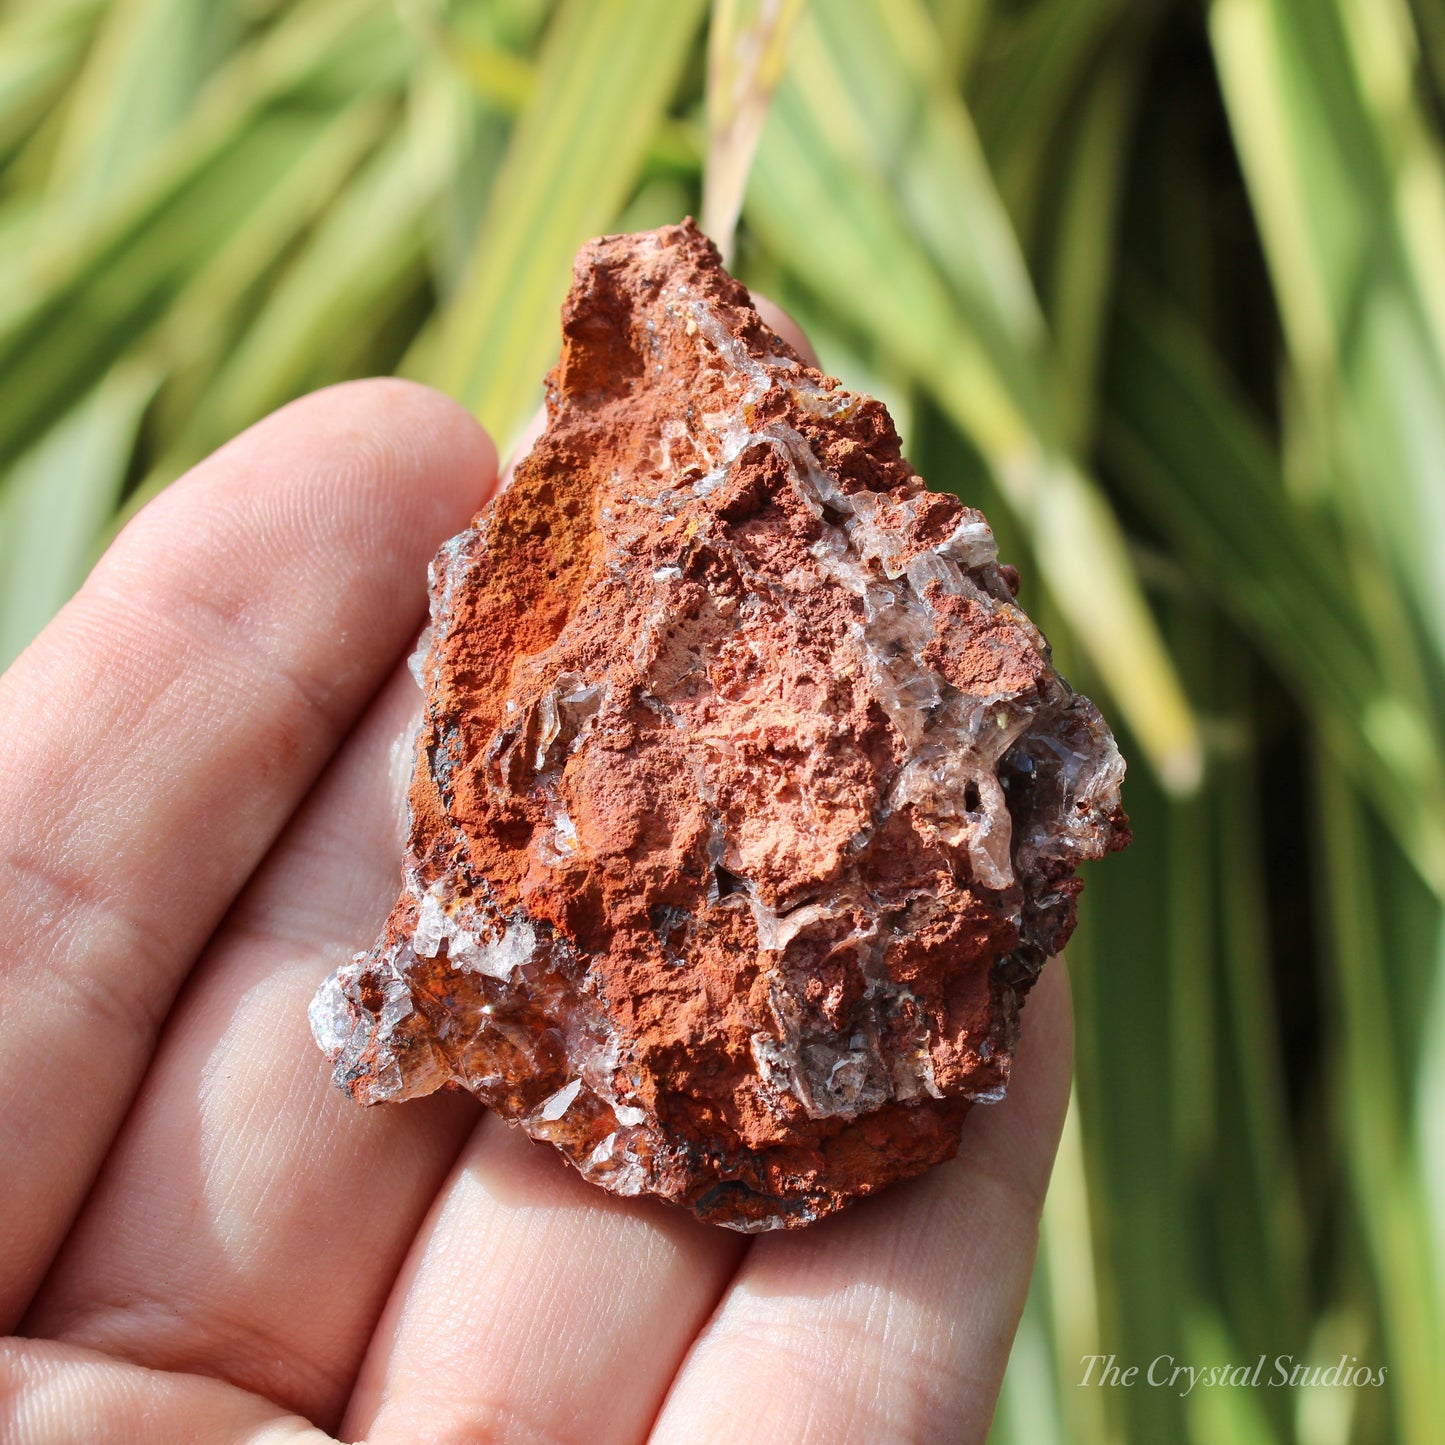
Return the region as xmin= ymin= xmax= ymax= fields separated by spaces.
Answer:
xmin=466 ymin=920 xmax=537 ymax=981
xmin=538 ymin=1077 xmax=582 ymax=1121
xmin=306 ymin=972 xmax=353 ymax=1055
xmin=412 ymin=889 xmax=447 ymax=958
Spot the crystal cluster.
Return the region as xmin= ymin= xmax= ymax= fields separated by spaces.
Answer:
xmin=310 ymin=221 xmax=1130 ymax=1229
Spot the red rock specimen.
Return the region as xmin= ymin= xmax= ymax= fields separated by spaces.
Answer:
xmin=310 ymin=221 xmax=1130 ymax=1229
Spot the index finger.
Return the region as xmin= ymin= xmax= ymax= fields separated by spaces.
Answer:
xmin=0 ymin=378 xmax=496 ymax=1328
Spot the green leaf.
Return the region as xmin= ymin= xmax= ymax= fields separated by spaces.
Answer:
xmin=0 ymin=0 xmax=100 ymax=164
xmin=125 ymin=94 xmax=442 ymax=508
xmin=424 ymin=0 xmax=709 ymax=449
xmin=1038 ymin=32 xmax=1144 ymax=449
xmin=0 ymin=362 xmax=157 ymax=669
xmin=701 ymin=0 xmax=807 ymax=264
xmin=40 ymin=0 xmax=230 ymax=226
xmin=0 ymin=0 xmax=410 ymax=469
xmin=970 ymin=0 xmax=1130 ymax=238
xmin=1105 ymin=287 xmax=1445 ymax=895
xmin=1314 ymin=754 xmax=1445 ymax=1444
xmin=146 ymin=92 xmax=396 ymax=438
xmin=1211 ymin=0 xmax=1445 ymax=667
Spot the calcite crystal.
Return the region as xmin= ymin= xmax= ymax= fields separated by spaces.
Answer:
xmin=310 ymin=221 xmax=1130 ymax=1229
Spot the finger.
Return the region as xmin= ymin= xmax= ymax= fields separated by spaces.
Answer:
xmin=342 ymin=1120 xmax=745 ymax=1445
xmin=0 ymin=1338 xmax=332 ymax=1445
xmin=750 ymin=294 xmax=821 ymax=369
xmin=648 ymin=961 xmax=1074 ymax=1445
xmin=24 ymin=665 xmax=479 ymax=1431
xmin=0 ymin=378 xmax=495 ymax=1328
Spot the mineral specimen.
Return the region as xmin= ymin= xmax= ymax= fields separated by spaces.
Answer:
xmin=310 ymin=221 xmax=1130 ymax=1229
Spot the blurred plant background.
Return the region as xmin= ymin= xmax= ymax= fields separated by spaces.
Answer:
xmin=2 ymin=0 xmax=1443 ymax=1439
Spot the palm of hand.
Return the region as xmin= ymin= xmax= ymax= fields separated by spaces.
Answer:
xmin=0 ymin=379 xmax=1069 ymax=1445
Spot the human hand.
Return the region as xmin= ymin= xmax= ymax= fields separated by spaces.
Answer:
xmin=0 ymin=364 xmax=1071 ymax=1443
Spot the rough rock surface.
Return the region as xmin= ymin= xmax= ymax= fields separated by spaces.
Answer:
xmin=310 ymin=221 xmax=1130 ymax=1229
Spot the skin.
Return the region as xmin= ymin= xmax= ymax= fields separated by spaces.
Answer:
xmin=0 ymin=308 xmax=1072 ymax=1445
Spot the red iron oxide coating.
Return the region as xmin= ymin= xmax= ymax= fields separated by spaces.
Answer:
xmin=310 ymin=222 xmax=1131 ymax=1230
